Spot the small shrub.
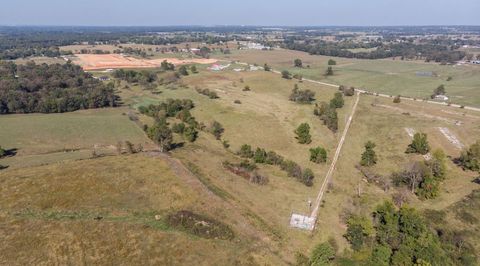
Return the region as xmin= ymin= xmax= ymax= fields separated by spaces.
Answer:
xmin=238 ymin=144 xmax=254 ymax=158
xmin=393 ymin=95 xmax=401 ymax=103
xmin=310 ymin=147 xmax=327 ymax=163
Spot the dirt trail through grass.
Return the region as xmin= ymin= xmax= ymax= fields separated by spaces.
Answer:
xmin=310 ymin=92 xmax=361 ymax=228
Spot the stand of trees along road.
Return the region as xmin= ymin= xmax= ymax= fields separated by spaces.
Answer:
xmin=0 ymin=61 xmax=117 ymax=114
xmin=283 ymin=40 xmax=467 ymax=63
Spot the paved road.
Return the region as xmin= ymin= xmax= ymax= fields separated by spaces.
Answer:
xmin=309 ymin=92 xmax=361 ymax=228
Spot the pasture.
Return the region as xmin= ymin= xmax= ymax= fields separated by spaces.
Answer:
xmin=0 ymin=107 xmax=150 ymax=168
xmin=114 ymin=65 xmax=480 ymax=253
xmin=215 ymin=49 xmax=480 ymax=107
xmin=0 ymin=154 xmax=284 ymax=265
xmin=1 ymin=48 xmax=479 ymax=263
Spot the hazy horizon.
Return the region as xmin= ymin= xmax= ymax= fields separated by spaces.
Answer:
xmin=1 ymin=0 xmax=479 ymax=27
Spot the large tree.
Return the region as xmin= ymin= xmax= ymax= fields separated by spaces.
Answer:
xmin=147 ymin=121 xmax=173 ymax=152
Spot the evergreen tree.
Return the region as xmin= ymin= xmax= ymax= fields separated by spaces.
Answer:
xmin=325 ymin=66 xmax=334 ymax=76
xmin=406 ymin=133 xmax=430 ymax=155
xmin=360 ymin=141 xmax=377 ymax=167
xmin=295 ymin=123 xmax=312 ymax=144
xmin=329 ymin=92 xmax=344 ymax=109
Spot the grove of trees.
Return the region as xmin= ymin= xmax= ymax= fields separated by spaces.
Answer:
xmin=289 ymin=84 xmax=315 ymax=104
xmin=0 ymin=61 xmax=117 ymax=114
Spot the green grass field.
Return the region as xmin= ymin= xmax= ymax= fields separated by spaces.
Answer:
xmin=0 ymin=107 xmax=150 ymax=169
xmin=215 ymin=49 xmax=480 ymax=107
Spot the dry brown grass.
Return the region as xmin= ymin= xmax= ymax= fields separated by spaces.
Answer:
xmin=0 ymin=154 xmax=285 ymax=265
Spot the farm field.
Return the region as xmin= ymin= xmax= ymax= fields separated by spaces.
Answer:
xmin=215 ymin=49 xmax=480 ymax=107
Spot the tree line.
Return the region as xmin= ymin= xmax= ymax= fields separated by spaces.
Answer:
xmin=0 ymin=61 xmax=117 ymax=114
xmin=283 ymin=40 xmax=467 ymax=63
xmin=237 ymin=144 xmax=315 ymax=186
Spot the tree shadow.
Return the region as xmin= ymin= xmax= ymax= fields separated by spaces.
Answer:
xmin=4 ymin=148 xmax=18 ymax=157
xmin=472 ymin=177 xmax=480 ymax=185
xmin=170 ymin=142 xmax=185 ymax=150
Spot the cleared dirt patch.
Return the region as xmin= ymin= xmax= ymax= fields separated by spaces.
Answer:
xmin=438 ymin=127 xmax=464 ymax=149
xmin=73 ymin=54 xmax=217 ymax=70
xmin=405 ymin=127 xmax=415 ymax=138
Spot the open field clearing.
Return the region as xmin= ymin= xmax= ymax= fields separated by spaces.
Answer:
xmin=0 ymin=155 xmax=284 ymax=265
xmin=1 ymin=49 xmax=480 ymax=263
xmin=72 ymin=54 xmax=217 ymax=70
xmin=0 ymin=108 xmax=151 ymax=168
xmin=215 ymin=49 xmax=480 ymax=107
xmin=111 ymin=66 xmax=480 ymax=255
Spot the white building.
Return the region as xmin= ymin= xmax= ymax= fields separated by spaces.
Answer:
xmin=434 ymin=95 xmax=449 ymax=101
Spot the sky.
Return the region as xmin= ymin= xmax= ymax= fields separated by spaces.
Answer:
xmin=1 ymin=0 xmax=479 ymax=26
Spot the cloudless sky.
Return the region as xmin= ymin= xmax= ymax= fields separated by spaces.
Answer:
xmin=1 ymin=0 xmax=479 ymax=26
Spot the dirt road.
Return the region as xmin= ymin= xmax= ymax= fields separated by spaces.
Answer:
xmin=310 ymin=92 xmax=361 ymax=228
xmin=245 ymin=63 xmax=480 ymax=113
